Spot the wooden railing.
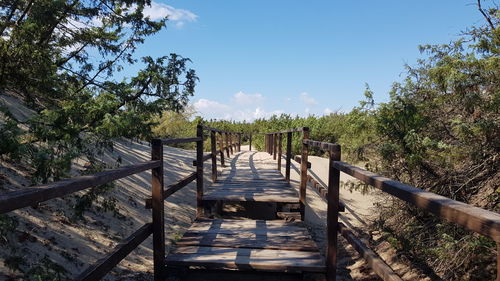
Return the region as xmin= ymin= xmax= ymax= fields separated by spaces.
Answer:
xmin=0 ymin=124 xmax=242 ymax=281
xmin=265 ymin=127 xmax=500 ymax=281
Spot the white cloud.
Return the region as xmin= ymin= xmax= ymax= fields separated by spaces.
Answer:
xmin=299 ymin=92 xmax=317 ymax=105
xmin=192 ymin=99 xmax=282 ymax=122
xmin=324 ymin=108 xmax=333 ymax=115
xmin=305 ymin=107 xmax=310 ymax=114
xmin=143 ymin=2 xmax=197 ymax=24
xmin=233 ymin=91 xmax=265 ymax=105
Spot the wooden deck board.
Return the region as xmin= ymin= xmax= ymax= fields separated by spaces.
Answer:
xmin=175 ymin=219 xmax=318 ymax=251
xmin=166 ymin=219 xmax=325 ymax=273
xmin=167 ymin=152 xmax=324 ymax=274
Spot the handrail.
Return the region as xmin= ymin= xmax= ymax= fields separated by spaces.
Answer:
xmin=161 ymin=137 xmax=201 ymax=144
xmin=268 ymin=129 xmax=500 ymax=281
xmin=0 ymin=160 xmax=161 ymax=214
xmin=76 ymin=223 xmax=153 ymax=281
xmin=333 ymin=161 xmax=500 ymax=242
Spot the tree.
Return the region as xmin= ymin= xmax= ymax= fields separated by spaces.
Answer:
xmin=0 ymin=0 xmax=198 ymax=182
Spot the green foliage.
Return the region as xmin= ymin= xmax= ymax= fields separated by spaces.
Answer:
xmin=0 ymin=0 xmax=198 ymax=184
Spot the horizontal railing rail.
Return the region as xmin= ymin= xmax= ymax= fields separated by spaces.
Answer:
xmin=265 ymin=128 xmax=500 ymax=281
xmin=161 ymin=137 xmax=202 ymax=144
xmin=0 ymin=160 xmax=161 ymax=214
xmin=333 ymin=161 xmax=500 ymax=242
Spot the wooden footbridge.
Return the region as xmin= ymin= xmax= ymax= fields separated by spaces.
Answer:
xmin=1 ymin=125 xmax=499 ymax=280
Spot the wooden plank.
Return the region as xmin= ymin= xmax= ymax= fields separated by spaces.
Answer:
xmin=326 ymin=149 xmax=340 ymax=281
xmin=202 ymin=193 xmax=299 ymax=203
xmin=300 ymin=128 xmax=309 ymax=220
xmin=76 ymin=223 xmax=153 ymax=281
xmin=339 ymin=222 xmax=403 ymax=281
xmin=162 ymin=137 xmax=202 ymax=145
xmin=303 ymin=140 xmax=340 ymax=152
xmin=196 ymin=125 xmax=204 ymax=217
xmin=176 ymin=231 xmax=318 ymax=251
xmin=151 ymin=139 xmax=165 ymax=281
xmin=285 ymin=132 xmax=292 ymax=182
xmin=210 ymin=131 xmax=218 ymax=182
xmin=333 ymin=161 xmax=500 ymax=242
xmin=277 ymin=133 xmax=282 ymax=170
xmin=166 ymin=246 xmax=325 ymax=273
xmin=145 ymin=172 xmax=197 ymax=209
xmin=0 ymin=160 xmax=161 ymax=214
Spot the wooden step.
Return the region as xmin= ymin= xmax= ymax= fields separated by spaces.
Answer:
xmin=166 ymin=219 xmax=325 ymax=273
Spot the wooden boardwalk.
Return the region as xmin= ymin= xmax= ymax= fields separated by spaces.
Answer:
xmin=166 ymin=151 xmax=325 ymax=275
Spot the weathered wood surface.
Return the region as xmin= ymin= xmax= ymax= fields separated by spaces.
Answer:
xmin=333 ymin=161 xmax=500 ymax=242
xmin=202 ymin=151 xmax=299 ymax=203
xmin=166 ymin=219 xmax=325 ymax=273
xmin=339 ymin=222 xmax=403 ymax=281
xmin=76 ymin=223 xmax=153 ymax=281
xmin=175 ymin=219 xmax=318 ymax=251
xmin=0 ymin=160 xmax=160 ymax=214
xmin=161 ymin=137 xmax=202 ymax=145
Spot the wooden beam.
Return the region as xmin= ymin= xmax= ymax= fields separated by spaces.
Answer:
xmin=326 ymin=148 xmax=341 ymax=281
xmin=162 ymin=137 xmax=202 ymax=145
xmin=285 ymin=132 xmax=292 ymax=182
xmin=210 ymin=131 xmax=217 ymax=182
xmin=303 ymin=140 xmax=340 ymax=152
xmin=333 ymin=161 xmax=500 ymax=242
xmin=277 ymin=133 xmax=282 ymax=170
xmin=300 ymin=127 xmax=309 ymax=221
xmin=0 ymin=160 xmax=160 ymax=214
xmin=196 ymin=125 xmax=204 ymax=217
xmin=76 ymin=223 xmax=153 ymax=281
xmin=338 ymin=222 xmax=403 ymax=281
xmin=151 ymin=139 xmax=165 ymax=281
xmin=145 ymin=172 xmax=197 ymax=209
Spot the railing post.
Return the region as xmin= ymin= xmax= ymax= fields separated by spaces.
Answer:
xmin=277 ymin=133 xmax=282 ymax=170
xmin=268 ymin=134 xmax=272 ymax=155
xmin=151 ymin=139 xmax=165 ymax=281
xmin=225 ymin=132 xmax=230 ymax=158
xmin=497 ymin=242 xmax=499 ymax=281
xmin=273 ymin=133 xmax=277 ymax=160
xmin=300 ymin=127 xmax=309 ymax=221
xmin=229 ymin=133 xmax=234 ymax=155
xmin=285 ymin=132 xmax=292 ymax=182
xmin=210 ymin=130 xmax=217 ymax=182
xmin=249 ymin=134 xmax=252 ymax=151
xmin=327 ymin=145 xmax=341 ymax=281
xmin=196 ymin=125 xmax=204 ymax=217
xmin=238 ymin=133 xmax=242 ymax=152
xmin=218 ymin=132 xmax=225 ymax=167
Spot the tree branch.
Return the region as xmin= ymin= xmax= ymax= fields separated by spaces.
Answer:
xmin=477 ymin=0 xmax=496 ymax=30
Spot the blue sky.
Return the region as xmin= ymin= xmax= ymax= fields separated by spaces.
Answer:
xmin=130 ymin=1 xmax=486 ymax=121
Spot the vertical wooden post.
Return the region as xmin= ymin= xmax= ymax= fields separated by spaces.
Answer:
xmin=229 ymin=133 xmax=234 ymax=155
xmin=268 ymin=134 xmax=273 ymax=155
xmin=225 ymin=132 xmax=230 ymax=158
xmin=327 ymin=145 xmax=341 ymax=281
xmin=264 ymin=134 xmax=267 ymax=153
xmin=210 ymin=130 xmax=217 ymax=182
xmin=196 ymin=125 xmax=204 ymax=217
xmin=151 ymin=139 xmax=165 ymax=281
xmin=496 ymin=243 xmax=499 ymax=281
xmin=238 ymin=133 xmax=241 ymax=152
xmin=273 ymin=133 xmax=277 ymax=160
xmin=299 ymin=127 xmax=309 ymax=221
xmin=218 ymin=132 xmax=225 ymax=167
xmin=249 ymin=134 xmax=252 ymax=151
xmin=285 ymin=132 xmax=292 ymax=182
xmin=277 ymin=133 xmax=282 ymax=170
